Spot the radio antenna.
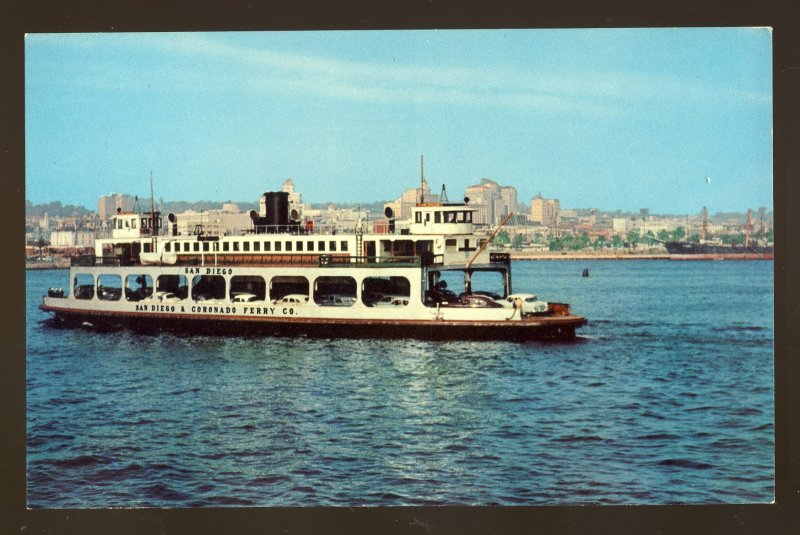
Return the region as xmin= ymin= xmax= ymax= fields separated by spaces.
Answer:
xmin=150 ymin=171 xmax=157 ymax=242
xmin=419 ymin=155 xmax=425 ymax=205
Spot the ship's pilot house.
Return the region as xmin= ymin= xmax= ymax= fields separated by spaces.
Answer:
xmin=103 ymin=209 xmax=163 ymax=263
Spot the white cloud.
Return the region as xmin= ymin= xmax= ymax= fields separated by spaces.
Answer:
xmin=28 ymin=32 xmax=771 ymax=116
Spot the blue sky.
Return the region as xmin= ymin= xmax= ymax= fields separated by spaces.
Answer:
xmin=25 ymin=29 xmax=772 ymax=213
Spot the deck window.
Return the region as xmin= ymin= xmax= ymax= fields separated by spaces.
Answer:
xmin=230 ymin=275 xmax=266 ymax=302
xmin=156 ymin=274 xmax=188 ymax=300
xmin=318 ymin=241 xmax=325 ymax=251
xmin=97 ymin=274 xmax=122 ymax=301
xmin=296 ymin=241 xmax=303 ymax=251
xmin=164 ymin=243 xmax=171 ymax=252
xmin=191 ymin=275 xmax=226 ymax=302
xmin=275 ymin=241 xmax=282 ymax=252
xmin=329 ymin=241 xmax=337 ymax=252
xmin=233 ymin=241 xmax=240 ymax=252
xmin=73 ymin=273 xmax=95 ymax=300
xmin=193 ymin=242 xmax=200 ymax=252
xmin=243 ymin=241 xmax=250 ymax=252
xmin=254 ymin=242 xmax=260 ymax=252
xmin=307 ymin=241 xmax=314 ymax=252
xmin=223 ymin=242 xmax=230 ymax=252
xmin=269 ymin=276 xmax=309 ymax=302
xmin=313 ymin=276 xmax=356 ymax=307
xmin=264 ymin=241 xmax=271 ymax=252
xmin=203 ymin=242 xmax=210 ymax=252
xmin=361 ymin=276 xmax=410 ymax=307
xmin=124 ymin=274 xmax=153 ymax=302
xmin=285 ymin=241 xmax=292 ymax=252
xmin=183 ymin=242 xmax=190 ymax=252
xmin=340 ymin=241 xmax=348 ymax=252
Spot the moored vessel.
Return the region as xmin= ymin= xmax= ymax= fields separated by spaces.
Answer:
xmin=40 ymin=180 xmax=587 ymax=341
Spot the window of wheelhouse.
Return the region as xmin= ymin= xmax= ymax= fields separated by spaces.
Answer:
xmin=230 ymin=275 xmax=266 ymax=302
xmin=314 ymin=276 xmax=356 ymax=306
xmin=164 ymin=243 xmax=171 ymax=252
xmin=73 ymin=273 xmax=95 ymax=300
xmin=434 ymin=211 xmax=442 ymax=223
xmin=97 ymin=274 xmax=122 ymax=301
xmin=269 ymin=276 xmax=308 ymax=302
xmin=156 ymin=274 xmax=188 ymax=300
xmin=361 ymin=276 xmax=410 ymax=307
xmin=191 ymin=275 xmax=226 ymax=302
xmin=124 ymin=274 xmax=153 ymax=301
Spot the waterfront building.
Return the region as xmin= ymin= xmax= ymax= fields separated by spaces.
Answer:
xmin=385 ymin=179 xmax=438 ymax=221
xmin=530 ymin=193 xmax=560 ymax=228
xmin=49 ymin=230 xmax=95 ymax=248
xmin=98 ymin=193 xmax=135 ymax=221
xmin=169 ymin=206 xmax=252 ymax=237
xmin=464 ymin=179 xmax=517 ymax=226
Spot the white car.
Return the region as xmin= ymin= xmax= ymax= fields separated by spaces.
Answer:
xmin=318 ymin=294 xmax=357 ymax=307
xmin=232 ymin=293 xmax=259 ymax=303
xmin=152 ymin=291 xmax=181 ymax=302
xmin=496 ymin=293 xmax=549 ymax=315
xmin=272 ymin=294 xmax=310 ymax=305
xmin=372 ymin=295 xmax=410 ymax=307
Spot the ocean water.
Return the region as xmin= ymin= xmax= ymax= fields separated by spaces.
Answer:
xmin=26 ymin=260 xmax=774 ymax=507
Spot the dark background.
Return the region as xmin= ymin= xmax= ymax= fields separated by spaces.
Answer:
xmin=2 ymin=0 xmax=798 ymax=533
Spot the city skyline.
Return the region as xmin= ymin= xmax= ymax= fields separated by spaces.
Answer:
xmin=25 ymin=29 xmax=772 ymax=213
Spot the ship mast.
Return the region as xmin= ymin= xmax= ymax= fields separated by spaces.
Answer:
xmin=150 ymin=171 xmax=157 ymax=249
xmin=419 ymin=155 xmax=425 ymax=205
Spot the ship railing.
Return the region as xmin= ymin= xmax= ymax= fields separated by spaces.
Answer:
xmin=70 ymin=255 xmax=129 ymax=267
xmin=318 ymin=253 xmax=444 ymax=268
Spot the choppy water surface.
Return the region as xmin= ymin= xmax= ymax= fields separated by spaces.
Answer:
xmin=26 ymin=260 xmax=774 ymax=506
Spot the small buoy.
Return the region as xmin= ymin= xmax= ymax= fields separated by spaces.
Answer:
xmin=582 ymin=268 xmax=589 ymax=277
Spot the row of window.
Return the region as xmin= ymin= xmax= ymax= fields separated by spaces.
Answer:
xmin=73 ymin=273 xmax=410 ymax=308
xmin=415 ymin=210 xmax=474 ymax=224
xmin=163 ymin=239 xmax=350 ymax=254
xmin=114 ymin=217 xmax=161 ymax=230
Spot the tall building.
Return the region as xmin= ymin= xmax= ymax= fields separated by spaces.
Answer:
xmin=464 ymin=178 xmax=517 ymax=226
xmin=530 ymin=193 xmax=560 ymax=228
xmin=98 ymin=194 xmax=135 ymax=221
xmin=385 ymin=179 xmax=438 ymax=221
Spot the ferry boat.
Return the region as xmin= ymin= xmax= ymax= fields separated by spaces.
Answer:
xmin=40 ymin=186 xmax=587 ymax=341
